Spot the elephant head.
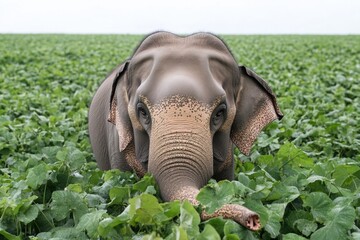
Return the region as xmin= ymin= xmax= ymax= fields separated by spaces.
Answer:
xmin=94 ymin=32 xmax=283 ymax=230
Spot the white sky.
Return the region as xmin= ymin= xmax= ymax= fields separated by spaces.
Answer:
xmin=0 ymin=0 xmax=359 ymax=34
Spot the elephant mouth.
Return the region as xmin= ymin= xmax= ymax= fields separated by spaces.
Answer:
xmin=139 ymin=156 xmax=148 ymax=169
xmin=213 ymin=151 xmax=226 ymax=163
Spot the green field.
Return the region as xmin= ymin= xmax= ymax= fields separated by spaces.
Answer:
xmin=0 ymin=34 xmax=359 ymax=239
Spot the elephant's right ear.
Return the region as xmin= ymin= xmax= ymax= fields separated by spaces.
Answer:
xmin=108 ymin=60 xmax=133 ymax=152
xmin=231 ymin=66 xmax=283 ymax=155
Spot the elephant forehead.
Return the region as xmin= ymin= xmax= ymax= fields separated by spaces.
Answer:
xmin=133 ymin=31 xmax=232 ymax=57
xmin=140 ymin=95 xmax=223 ymax=124
xmin=133 ymin=48 xmax=231 ymax=104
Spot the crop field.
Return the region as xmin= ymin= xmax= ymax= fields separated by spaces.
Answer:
xmin=0 ymin=34 xmax=359 ymax=239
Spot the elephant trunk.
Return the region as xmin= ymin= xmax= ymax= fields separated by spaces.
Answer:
xmin=148 ymin=123 xmax=213 ymax=204
xmin=147 ymin=123 xmax=261 ymax=231
xmin=146 ymin=103 xmax=261 ymax=231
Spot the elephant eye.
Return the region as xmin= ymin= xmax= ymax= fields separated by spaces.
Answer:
xmin=137 ymin=103 xmax=151 ymax=125
xmin=212 ymin=103 xmax=227 ymax=127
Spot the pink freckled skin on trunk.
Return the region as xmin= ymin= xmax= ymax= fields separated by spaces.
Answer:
xmin=146 ymin=95 xmax=214 ymax=197
xmin=201 ymin=204 xmax=261 ymax=231
xmin=168 ymin=185 xmax=261 ymax=231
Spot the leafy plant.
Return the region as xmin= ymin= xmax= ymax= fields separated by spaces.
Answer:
xmin=0 ymin=34 xmax=359 ymax=239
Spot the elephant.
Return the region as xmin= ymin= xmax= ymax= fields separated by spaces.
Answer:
xmin=88 ymin=31 xmax=283 ymax=231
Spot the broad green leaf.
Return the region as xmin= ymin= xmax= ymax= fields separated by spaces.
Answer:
xmin=162 ymin=201 xmax=181 ymax=219
xmin=302 ymin=192 xmax=333 ymax=223
xmin=50 ymin=190 xmax=87 ymax=222
xmin=257 ymin=155 xmax=276 ymax=169
xmin=264 ymin=203 xmax=287 ymax=238
xmin=202 ymin=217 xmax=226 ymax=237
xmin=306 ymin=175 xmax=327 ymax=184
xmin=18 ymin=205 xmax=39 ymax=224
xmin=37 ymin=227 xmax=87 ymax=240
xmin=67 ymin=148 xmax=86 ymax=170
xmin=310 ymin=205 xmax=356 ymax=240
xmin=257 ymin=155 xmax=282 ymax=180
xmin=55 ymin=147 xmax=86 ymax=171
xmin=26 ymin=163 xmax=48 ymax=189
xmin=325 ymin=205 xmax=356 ymax=229
xmin=293 ymin=219 xmax=317 ymax=236
xmin=50 ymin=132 xmax=64 ymax=143
xmin=276 ymin=142 xmax=314 ymax=168
xmin=76 ymin=210 xmax=106 ymax=238
xmin=333 ymin=196 xmax=354 ymax=206
xmin=98 ymin=216 xmax=126 ymax=238
xmin=165 ymin=226 xmax=188 ymax=240
xmin=197 ymin=224 xmax=221 ymax=240
xmin=133 ymin=174 xmax=156 ymax=192
xmin=332 ymin=164 xmax=360 ymax=186
xmin=310 ymin=224 xmax=344 ymax=239
xmin=86 ymin=193 xmax=106 ymax=208
xmin=179 ymin=201 xmax=201 ymax=238
xmin=285 ymin=209 xmax=313 ymax=230
xmin=266 ymin=182 xmax=300 ymax=203
xmin=127 ymin=193 xmax=166 ymax=225
xmin=223 ymin=220 xmax=257 ymax=240
xmin=41 ymin=146 xmax=62 ymax=162
xmin=66 ymin=183 xmax=83 ymax=193
xmin=197 ymin=180 xmax=235 ymax=213
xmin=56 ymin=148 xmax=67 ymax=162
xmin=109 ymin=186 xmax=130 ymax=205
xmin=237 ymin=172 xmax=251 ymax=187
xmin=223 ymin=220 xmax=243 ymax=236
xmin=282 ymin=233 xmax=307 ymax=240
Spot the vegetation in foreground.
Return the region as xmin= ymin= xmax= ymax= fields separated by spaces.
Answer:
xmin=0 ymin=34 xmax=359 ymax=239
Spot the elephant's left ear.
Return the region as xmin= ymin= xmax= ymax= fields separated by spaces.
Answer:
xmin=230 ymin=66 xmax=283 ymax=155
xmin=108 ymin=60 xmax=133 ymax=152
xmin=109 ymin=60 xmax=130 ymax=120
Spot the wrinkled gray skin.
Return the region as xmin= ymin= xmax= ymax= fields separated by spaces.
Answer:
xmin=88 ymin=32 xmax=283 ymax=230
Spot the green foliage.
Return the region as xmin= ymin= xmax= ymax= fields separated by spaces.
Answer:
xmin=197 ymin=180 xmax=236 ymax=214
xmin=0 ymin=34 xmax=359 ymax=239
